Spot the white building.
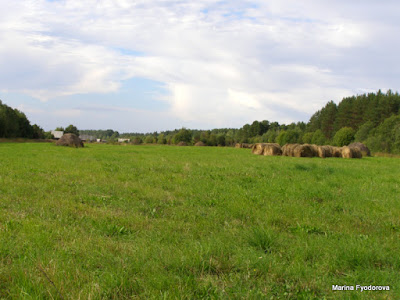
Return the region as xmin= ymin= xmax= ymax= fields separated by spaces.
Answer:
xmin=51 ymin=130 xmax=64 ymax=139
xmin=118 ymin=138 xmax=131 ymax=143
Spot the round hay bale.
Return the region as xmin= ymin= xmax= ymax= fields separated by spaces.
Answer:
xmin=293 ymin=144 xmax=316 ymax=157
xmin=177 ymin=141 xmax=188 ymax=146
xmin=342 ymin=146 xmax=362 ymax=159
xmin=263 ymin=144 xmax=282 ymax=156
xmin=348 ymin=142 xmax=371 ymax=157
xmin=282 ymin=144 xmax=301 ymax=156
xmin=252 ymin=143 xmax=266 ymax=155
xmin=331 ymin=146 xmax=342 ymax=157
xmin=235 ymin=143 xmax=242 ymax=148
xmin=241 ymin=143 xmax=253 ymax=149
xmin=303 ymin=144 xmax=319 ymax=157
xmin=317 ymin=145 xmax=333 ymax=158
xmin=194 ymin=141 xmax=205 ymax=146
xmin=55 ymin=133 xmax=84 ymax=148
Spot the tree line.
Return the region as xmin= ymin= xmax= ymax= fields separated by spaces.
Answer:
xmin=80 ymin=90 xmax=400 ymax=153
xmin=2 ymin=90 xmax=400 ymax=153
xmin=0 ymin=100 xmax=49 ymax=139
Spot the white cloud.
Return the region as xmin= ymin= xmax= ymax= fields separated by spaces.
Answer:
xmin=1 ymin=0 xmax=399 ymax=130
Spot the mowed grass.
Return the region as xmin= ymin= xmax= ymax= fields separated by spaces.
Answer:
xmin=0 ymin=143 xmax=399 ymax=299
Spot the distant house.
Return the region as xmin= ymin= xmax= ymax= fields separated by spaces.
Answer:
xmin=51 ymin=130 xmax=64 ymax=139
xmin=118 ymin=138 xmax=131 ymax=143
xmin=79 ymin=135 xmax=96 ymax=142
xmin=96 ymin=139 xmax=102 ymax=142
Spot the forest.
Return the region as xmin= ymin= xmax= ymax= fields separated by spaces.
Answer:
xmin=1 ymin=90 xmax=400 ymax=153
xmin=0 ymin=100 xmax=48 ymax=139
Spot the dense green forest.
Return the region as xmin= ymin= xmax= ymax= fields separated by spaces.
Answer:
xmin=0 ymin=100 xmax=48 ymax=139
xmin=2 ymin=90 xmax=400 ymax=153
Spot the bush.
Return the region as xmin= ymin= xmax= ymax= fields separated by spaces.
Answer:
xmin=65 ymin=124 xmax=79 ymax=136
xmin=333 ymin=127 xmax=355 ymax=146
xmin=302 ymin=132 xmax=314 ymax=144
xmin=276 ymin=131 xmax=287 ymax=146
xmin=311 ymin=130 xmax=326 ymax=145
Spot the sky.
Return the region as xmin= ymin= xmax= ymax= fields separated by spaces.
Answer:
xmin=1 ymin=0 xmax=400 ymax=133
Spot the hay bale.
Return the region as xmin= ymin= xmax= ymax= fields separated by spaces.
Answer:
xmin=293 ymin=144 xmax=316 ymax=157
xmin=55 ymin=133 xmax=84 ymax=148
xmin=331 ymin=146 xmax=343 ymax=157
xmin=252 ymin=143 xmax=266 ymax=155
xmin=348 ymin=142 xmax=371 ymax=157
xmin=306 ymin=144 xmax=319 ymax=157
xmin=194 ymin=141 xmax=205 ymax=146
xmin=177 ymin=141 xmax=187 ymax=146
xmin=263 ymin=144 xmax=282 ymax=156
xmin=342 ymin=146 xmax=362 ymax=159
xmin=282 ymin=144 xmax=301 ymax=156
xmin=235 ymin=143 xmax=242 ymax=148
xmin=242 ymin=143 xmax=253 ymax=149
xmin=317 ymin=145 xmax=333 ymax=158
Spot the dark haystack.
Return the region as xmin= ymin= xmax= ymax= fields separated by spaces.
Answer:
xmin=282 ymin=144 xmax=301 ymax=156
xmin=242 ymin=143 xmax=253 ymax=149
xmin=263 ymin=144 xmax=282 ymax=156
xmin=293 ymin=144 xmax=316 ymax=157
xmin=236 ymin=143 xmax=253 ymax=149
xmin=342 ymin=146 xmax=362 ymax=158
xmin=317 ymin=145 xmax=333 ymax=158
xmin=331 ymin=146 xmax=343 ymax=158
xmin=55 ymin=133 xmax=84 ymax=148
xmin=306 ymin=144 xmax=319 ymax=157
xmin=177 ymin=141 xmax=188 ymax=146
xmin=194 ymin=141 xmax=205 ymax=146
xmin=348 ymin=142 xmax=371 ymax=157
xmin=251 ymin=143 xmax=266 ymax=155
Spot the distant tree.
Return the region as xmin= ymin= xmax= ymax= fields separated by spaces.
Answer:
xmin=144 ymin=135 xmax=155 ymax=144
xmin=157 ymin=133 xmax=167 ymax=144
xmin=55 ymin=127 xmax=65 ymax=131
xmin=192 ymin=132 xmax=201 ymax=143
xmin=44 ymin=131 xmax=54 ymax=139
xmin=355 ymin=121 xmax=374 ymax=142
xmin=366 ymin=115 xmax=400 ymax=153
xmin=64 ymin=124 xmax=79 ymax=136
xmin=333 ymin=127 xmax=355 ymax=146
xmin=311 ymin=130 xmax=326 ymax=145
xmin=132 ymin=137 xmax=143 ymax=145
xmin=32 ymin=124 xmax=45 ymax=139
xmin=302 ymin=132 xmax=314 ymax=144
xmin=207 ymin=133 xmax=218 ymax=146
xmin=217 ymin=134 xmax=226 ymax=146
xmin=320 ymin=101 xmax=337 ymax=139
xmin=174 ymin=128 xmax=192 ymax=144
xmin=285 ymin=129 xmax=301 ymax=144
xmin=276 ymin=131 xmax=288 ymax=146
xmin=262 ymin=129 xmax=277 ymax=143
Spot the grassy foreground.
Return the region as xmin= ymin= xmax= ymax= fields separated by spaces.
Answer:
xmin=0 ymin=143 xmax=399 ymax=299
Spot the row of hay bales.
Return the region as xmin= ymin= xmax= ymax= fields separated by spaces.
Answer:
xmin=252 ymin=142 xmax=370 ymax=158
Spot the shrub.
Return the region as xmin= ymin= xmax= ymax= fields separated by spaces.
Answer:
xmin=311 ymin=129 xmax=326 ymax=145
xmin=333 ymin=127 xmax=355 ymax=146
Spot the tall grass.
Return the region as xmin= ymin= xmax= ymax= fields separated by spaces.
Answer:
xmin=0 ymin=143 xmax=399 ymax=299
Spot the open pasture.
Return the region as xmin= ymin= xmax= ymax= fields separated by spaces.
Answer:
xmin=0 ymin=143 xmax=399 ymax=299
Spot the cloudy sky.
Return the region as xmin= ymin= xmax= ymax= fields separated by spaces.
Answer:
xmin=1 ymin=0 xmax=399 ymax=132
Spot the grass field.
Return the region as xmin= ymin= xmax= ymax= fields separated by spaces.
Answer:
xmin=0 ymin=143 xmax=399 ymax=299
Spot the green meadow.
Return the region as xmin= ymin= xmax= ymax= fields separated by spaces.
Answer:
xmin=0 ymin=143 xmax=399 ymax=299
